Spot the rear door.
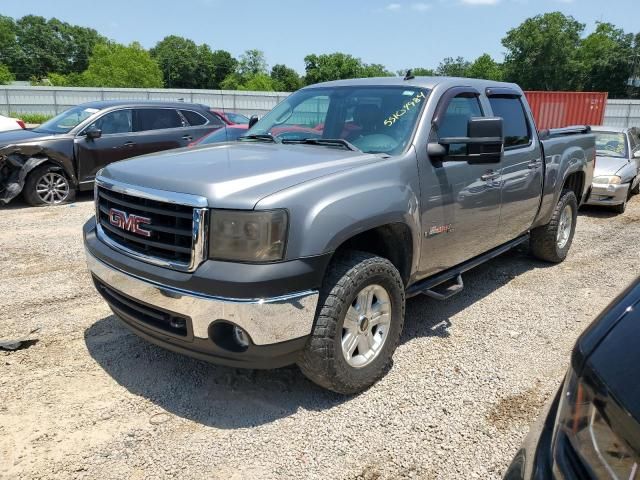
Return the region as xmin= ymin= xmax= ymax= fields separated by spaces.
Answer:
xmin=131 ymin=108 xmax=189 ymax=156
xmin=180 ymin=108 xmax=225 ymax=143
xmin=75 ymin=108 xmax=134 ymax=182
xmin=486 ymin=90 xmax=543 ymax=243
xmin=418 ymin=89 xmax=502 ymax=276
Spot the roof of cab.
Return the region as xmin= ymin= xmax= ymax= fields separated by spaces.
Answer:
xmin=589 ymin=125 xmax=631 ymax=133
xmin=75 ymin=100 xmax=210 ymax=110
xmin=304 ymin=76 xmax=523 ymax=93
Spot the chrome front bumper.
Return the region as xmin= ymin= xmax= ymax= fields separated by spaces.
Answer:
xmin=586 ymin=182 xmax=630 ymax=206
xmin=85 ymin=250 xmax=319 ymax=346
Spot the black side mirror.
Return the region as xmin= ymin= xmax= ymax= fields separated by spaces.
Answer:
xmin=248 ymin=115 xmax=259 ymax=129
xmin=85 ymin=126 xmax=102 ymax=140
xmin=428 ymin=116 xmax=504 ymax=164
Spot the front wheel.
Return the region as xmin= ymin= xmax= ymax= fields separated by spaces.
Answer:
xmin=612 ymin=185 xmax=631 ymax=214
xmin=530 ymin=189 xmax=578 ymax=263
xmin=23 ymin=164 xmax=76 ymax=206
xmin=297 ymin=251 xmax=405 ymax=394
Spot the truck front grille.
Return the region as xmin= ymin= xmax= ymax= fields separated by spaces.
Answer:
xmin=94 ymin=180 xmax=208 ymax=272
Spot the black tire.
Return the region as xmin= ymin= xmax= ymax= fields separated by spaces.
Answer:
xmin=631 ymin=178 xmax=640 ymax=195
xmin=297 ymin=251 xmax=405 ymax=394
xmin=530 ymin=189 xmax=578 ymax=263
xmin=23 ymin=164 xmax=76 ymax=206
xmin=612 ymin=187 xmax=630 ymax=214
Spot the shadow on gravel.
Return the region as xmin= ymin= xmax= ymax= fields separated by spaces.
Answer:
xmin=401 ymin=246 xmax=552 ymax=345
xmin=84 ymin=315 xmax=346 ymax=428
xmin=578 ymin=204 xmax=623 ymax=219
xmin=0 ymin=190 xmax=93 ymax=210
xmin=84 ymin=245 xmax=551 ymax=428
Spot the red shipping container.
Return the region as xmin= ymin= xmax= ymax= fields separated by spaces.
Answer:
xmin=524 ymin=91 xmax=608 ymax=130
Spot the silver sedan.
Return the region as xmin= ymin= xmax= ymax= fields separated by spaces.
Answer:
xmin=585 ymin=126 xmax=640 ymax=213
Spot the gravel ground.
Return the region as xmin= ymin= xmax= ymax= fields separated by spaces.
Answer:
xmin=1 ymin=192 xmax=639 ymax=480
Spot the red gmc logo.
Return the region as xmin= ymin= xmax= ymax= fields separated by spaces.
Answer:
xmin=108 ymin=208 xmax=152 ymax=237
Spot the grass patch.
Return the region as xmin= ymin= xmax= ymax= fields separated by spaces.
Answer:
xmin=8 ymin=112 xmax=53 ymax=124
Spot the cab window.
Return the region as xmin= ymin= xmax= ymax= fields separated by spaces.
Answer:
xmin=438 ymin=95 xmax=483 ymax=155
xmin=88 ymin=109 xmax=132 ymax=135
xmin=134 ymin=109 xmax=184 ymax=132
xmin=489 ymin=97 xmax=531 ymax=148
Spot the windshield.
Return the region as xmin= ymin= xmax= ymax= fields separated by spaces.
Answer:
xmin=247 ymin=86 xmax=430 ymax=155
xmin=34 ymin=106 xmax=101 ymax=134
xmin=199 ymin=127 xmax=247 ymax=145
xmin=594 ymin=132 xmax=628 ymax=158
xmin=226 ymin=113 xmax=249 ymax=124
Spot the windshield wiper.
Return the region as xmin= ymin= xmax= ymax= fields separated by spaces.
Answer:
xmin=281 ymin=138 xmax=361 ymax=152
xmin=238 ymin=133 xmax=281 ymax=144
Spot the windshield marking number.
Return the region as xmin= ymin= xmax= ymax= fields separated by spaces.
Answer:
xmin=384 ymin=91 xmax=427 ymax=127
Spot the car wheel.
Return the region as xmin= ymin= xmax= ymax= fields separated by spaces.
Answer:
xmin=297 ymin=251 xmax=405 ymax=394
xmin=530 ymin=189 xmax=578 ymax=263
xmin=631 ymin=177 xmax=639 ymax=195
xmin=612 ymin=186 xmax=630 ymax=214
xmin=23 ymin=164 xmax=76 ymax=206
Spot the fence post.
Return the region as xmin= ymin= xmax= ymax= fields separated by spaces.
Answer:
xmin=4 ymin=89 xmax=10 ymax=115
xmin=53 ymin=89 xmax=58 ymax=114
xmin=626 ymin=102 xmax=632 ymax=128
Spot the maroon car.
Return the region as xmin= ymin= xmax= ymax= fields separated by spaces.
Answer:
xmin=210 ymin=110 xmax=250 ymax=125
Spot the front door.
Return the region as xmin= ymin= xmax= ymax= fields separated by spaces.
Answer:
xmin=487 ymin=94 xmax=543 ymax=243
xmin=75 ymin=108 xmax=135 ymax=183
xmin=418 ymin=92 xmax=503 ymax=277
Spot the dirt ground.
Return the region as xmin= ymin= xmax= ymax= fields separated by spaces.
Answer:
xmin=1 ymin=192 xmax=638 ymax=479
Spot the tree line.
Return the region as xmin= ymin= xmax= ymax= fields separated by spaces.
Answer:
xmin=0 ymin=13 xmax=639 ymax=97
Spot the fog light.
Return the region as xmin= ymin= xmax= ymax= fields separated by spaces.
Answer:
xmin=233 ymin=326 xmax=250 ymax=348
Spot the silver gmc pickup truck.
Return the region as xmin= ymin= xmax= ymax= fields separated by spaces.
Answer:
xmin=83 ymin=76 xmax=595 ymax=394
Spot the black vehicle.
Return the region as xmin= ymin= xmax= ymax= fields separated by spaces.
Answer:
xmin=0 ymin=101 xmax=225 ymax=206
xmin=505 ymin=277 xmax=640 ymax=479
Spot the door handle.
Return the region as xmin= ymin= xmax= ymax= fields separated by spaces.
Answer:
xmin=182 ymin=135 xmax=192 ymax=141
xmin=527 ymin=160 xmax=541 ymax=169
xmin=481 ymin=171 xmax=500 ymax=181
xmin=123 ymin=141 xmax=135 ymax=148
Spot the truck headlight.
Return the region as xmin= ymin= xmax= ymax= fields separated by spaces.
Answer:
xmin=593 ymin=175 xmax=622 ymax=185
xmin=552 ymin=369 xmax=638 ymax=478
xmin=209 ymin=209 xmax=288 ymax=262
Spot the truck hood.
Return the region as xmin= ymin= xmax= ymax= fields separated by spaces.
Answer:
xmin=100 ymin=142 xmax=384 ymax=209
xmin=594 ymin=156 xmax=628 ymax=177
xmin=0 ymin=128 xmax=58 ymax=146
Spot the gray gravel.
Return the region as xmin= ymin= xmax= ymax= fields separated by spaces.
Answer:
xmin=1 ymin=192 xmax=638 ymax=480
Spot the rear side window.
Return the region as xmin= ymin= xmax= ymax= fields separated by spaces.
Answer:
xmin=135 ymin=109 xmax=184 ymax=132
xmin=180 ymin=110 xmax=208 ymax=126
xmin=438 ymin=95 xmax=483 ymax=156
xmin=489 ymin=97 xmax=531 ymax=148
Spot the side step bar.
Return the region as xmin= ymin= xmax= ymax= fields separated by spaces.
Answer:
xmin=406 ymin=234 xmax=529 ymax=300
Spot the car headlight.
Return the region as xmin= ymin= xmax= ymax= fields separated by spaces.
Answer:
xmin=552 ymin=369 xmax=637 ymax=478
xmin=593 ymin=175 xmax=622 ymax=185
xmin=209 ymin=209 xmax=288 ymax=262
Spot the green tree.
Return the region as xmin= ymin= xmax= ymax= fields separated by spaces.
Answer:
xmin=238 ymin=49 xmax=269 ymax=77
xmin=0 ymin=64 xmax=14 ymax=84
xmin=436 ymin=56 xmax=471 ymax=77
xmin=270 ymin=64 xmax=303 ymax=91
xmin=397 ymin=67 xmax=436 ymax=77
xmin=502 ymin=12 xmax=584 ymax=90
xmin=150 ymin=35 xmax=199 ymax=88
xmin=239 ymin=73 xmax=276 ymax=91
xmin=467 ymin=54 xmax=503 ymax=81
xmin=203 ymin=48 xmax=237 ymax=89
xmin=360 ymin=63 xmax=393 ymax=77
xmin=577 ymin=22 xmax=635 ymax=98
xmin=4 ymin=15 xmax=105 ymax=80
xmin=81 ymin=42 xmax=163 ymax=88
xmin=304 ymin=53 xmax=391 ymax=84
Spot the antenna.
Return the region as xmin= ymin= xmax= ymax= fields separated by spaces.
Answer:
xmin=404 ymin=69 xmax=415 ymax=81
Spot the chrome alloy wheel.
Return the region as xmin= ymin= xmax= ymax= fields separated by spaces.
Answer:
xmin=556 ymin=204 xmax=573 ymax=249
xmin=341 ymin=284 xmax=392 ymax=368
xmin=35 ymin=172 xmax=70 ymax=204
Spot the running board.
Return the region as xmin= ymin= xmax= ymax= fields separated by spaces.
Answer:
xmin=406 ymin=234 xmax=529 ymax=299
xmin=422 ymin=274 xmax=464 ymax=300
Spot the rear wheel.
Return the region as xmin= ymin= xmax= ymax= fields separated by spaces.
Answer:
xmin=23 ymin=164 xmax=75 ymax=206
xmin=297 ymin=251 xmax=405 ymax=394
xmin=530 ymin=189 xmax=578 ymax=263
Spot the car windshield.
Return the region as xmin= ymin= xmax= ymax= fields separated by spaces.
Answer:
xmin=199 ymin=127 xmax=247 ymax=145
xmin=33 ymin=106 xmax=101 ymax=134
xmin=226 ymin=113 xmax=249 ymax=124
xmin=247 ymin=86 xmax=430 ymax=155
xmin=594 ymin=132 xmax=627 ymax=158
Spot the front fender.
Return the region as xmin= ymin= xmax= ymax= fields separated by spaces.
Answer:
xmin=255 ymin=153 xmax=422 ymax=273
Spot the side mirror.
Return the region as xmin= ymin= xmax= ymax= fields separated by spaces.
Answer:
xmin=85 ymin=126 xmax=102 ymax=140
xmin=634 ymin=151 xmax=640 ymax=159
xmin=427 ymin=116 xmax=504 ymax=164
xmin=248 ymin=115 xmax=259 ymax=129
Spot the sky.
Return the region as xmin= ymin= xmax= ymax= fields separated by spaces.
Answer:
xmin=2 ymin=0 xmax=638 ymax=74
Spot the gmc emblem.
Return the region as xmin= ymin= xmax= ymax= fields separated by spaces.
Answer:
xmin=108 ymin=208 xmax=152 ymax=237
